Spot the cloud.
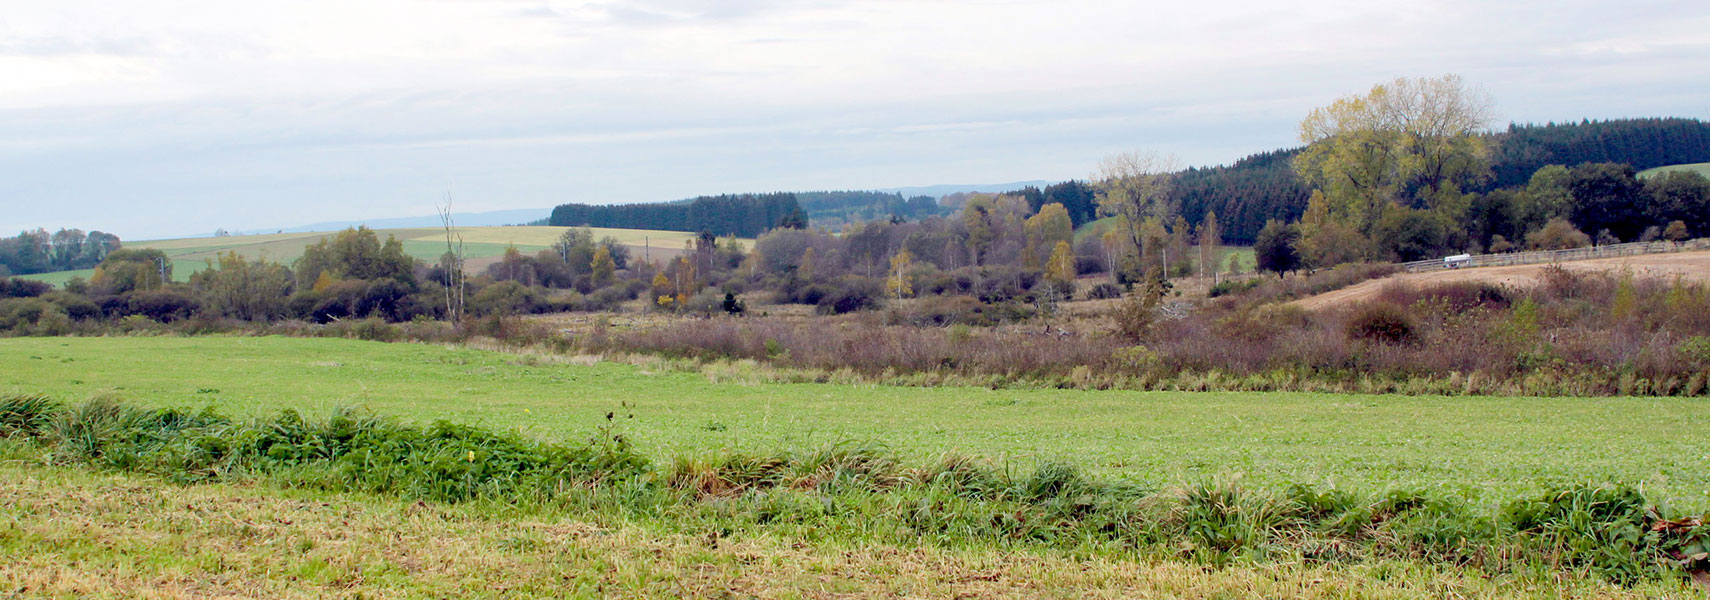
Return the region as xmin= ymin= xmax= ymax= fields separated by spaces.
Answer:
xmin=0 ymin=0 xmax=1707 ymax=238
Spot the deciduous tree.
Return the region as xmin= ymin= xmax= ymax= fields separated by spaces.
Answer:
xmin=1294 ymin=75 xmax=1494 ymax=231
xmin=1096 ymin=150 xmax=1180 ymax=280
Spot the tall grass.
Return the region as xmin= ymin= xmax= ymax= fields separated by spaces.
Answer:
xmin=567 ymin=267 xmax=1710 ymax=396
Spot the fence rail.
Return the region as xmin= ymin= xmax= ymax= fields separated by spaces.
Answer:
xmin=1401 ymin=238 xmax=1710 ymax=273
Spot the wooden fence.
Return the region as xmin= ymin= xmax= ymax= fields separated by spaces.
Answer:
xmin=1400 ymin=238 xmax=1710 ymax=273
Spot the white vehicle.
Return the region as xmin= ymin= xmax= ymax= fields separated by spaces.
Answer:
xmin=1443 ymin=254 xmax=1472 ymax=269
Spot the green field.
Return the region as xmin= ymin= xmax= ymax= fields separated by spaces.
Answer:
xmin=5 ymin=336 xmax=1708 ymax=509
xmin=1638 ymin=162 xmax=1710 ymax=179
xmin=15 ymin=226 xmax=721 ymax=286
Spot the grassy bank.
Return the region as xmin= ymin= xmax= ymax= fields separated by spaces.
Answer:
xmin=7 ymin=462 xmax=1678 ymax=599
xmin=0 ymin=396 xmax=1704 ymax=597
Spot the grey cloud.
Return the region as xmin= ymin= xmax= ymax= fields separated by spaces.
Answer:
xmin=0 ymin=35 xmax=156 ymax=57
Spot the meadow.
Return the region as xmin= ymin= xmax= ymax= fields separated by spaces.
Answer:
xmin=1638 ymin=162 xmax=1710 ymax=179
xmin=5 ymin=335 xmax=1709 ymax=510
xmin=15 ymin=225 xmax=716 ymax=286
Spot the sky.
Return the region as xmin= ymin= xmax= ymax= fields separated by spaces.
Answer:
xmin=2 ymin=0 xmax=1707 ymax=240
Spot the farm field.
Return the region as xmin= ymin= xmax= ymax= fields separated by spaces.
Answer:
xmin=5 ymin=336 xmax=1709 ymax=509
xmin=1638 ymin=161 xmax=1710 ymax=179
xmin=14 ymin=226 xmax=720 ymax=286
xmin=1290 ymin=249 xmax=1710 ymax=310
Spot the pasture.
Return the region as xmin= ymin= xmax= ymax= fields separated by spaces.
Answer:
xmin=15 ymin=226 xmax=718 ymax=286
xmin=1638 ymin=161 xmax=1710 ymax=179
xmin=5 ymin=335 xmax=1708 ymax=509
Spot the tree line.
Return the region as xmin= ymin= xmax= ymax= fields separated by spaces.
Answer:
xmin=795 ymin=191 xmax=942 ymax=228
xmin=1177 ymin=117 xmax=1710 ymax=245
xmin=1249 ymin=77 xmax=1710 ymax=274
xmin=549 ymin=193 xmax=807 ymax=238
xmin=0 ymin=229 xmax=121 ymax=277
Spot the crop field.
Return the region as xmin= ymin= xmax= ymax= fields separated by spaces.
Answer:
xmin=15 ymin=226 xmax=722 ymax=286
xmin=1638 ymin=162 xmax=1710 ymax=179
xmin=4 ymin=336 xmax=1709 ymax=510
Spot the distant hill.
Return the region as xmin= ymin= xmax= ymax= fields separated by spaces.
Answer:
xmin=873 ymin=181 xmax=1054 ymax=198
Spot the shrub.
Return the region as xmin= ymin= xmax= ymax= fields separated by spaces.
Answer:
xmin=584 ymin=285 xmax=634 ymax=311
xmin=0 ymin=278 xmax=52 ymax=298
xmin=1527 ymin=219 xmax=1592 ymax=250
xmin=680 ymin=289 xmax=725 ymax=316
xmin=817 ymin=277 xmax=883 ymax=315
xmin=44 ymin=291 xmax=100 ymax=320
xmin=119 ymin=289 xmax=202 ymax=323
xmin=1084 ymin=282 xmax=1124 ymax=300
xmin=1207 ymin=278 xmax=1260 ymax=298
xmin=1111 ymin=280 xmax=1168 ymax=342
xmin=894 ymin=295 xmax=1033 ymax=327
xmin=1345 ymin=303 xmax=1416 ymax=344
xmin=0 ymin=298 xmax=68 ymax=334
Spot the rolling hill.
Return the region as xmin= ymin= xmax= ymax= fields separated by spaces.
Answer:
xmin=1638 ymin=162 xmax=1710 ymax=179
xmin=17 ymin=226 xmax=721 ymax=287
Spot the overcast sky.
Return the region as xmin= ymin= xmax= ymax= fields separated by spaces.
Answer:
xmin=2 ymin=0 xmax=1707 ymax=239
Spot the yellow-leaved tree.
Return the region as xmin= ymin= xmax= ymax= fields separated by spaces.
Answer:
xmin=1294 ymin=74 xmax=1494 ymax=238
xmin=885 ymin=248 xmax=914 ymax=300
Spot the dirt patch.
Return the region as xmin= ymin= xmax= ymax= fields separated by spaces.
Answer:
xmin=1290 ymin=250 xmax=1710 ymax=311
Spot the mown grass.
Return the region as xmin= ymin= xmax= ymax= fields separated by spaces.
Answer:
xmin=4 ymin=336 xmax=1710 ymax=510
xmin=0 ymin=397 xmax=1704 ymax=598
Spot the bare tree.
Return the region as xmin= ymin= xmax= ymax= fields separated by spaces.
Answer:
xmin=437 ymin=195 xmax=466 ymax=322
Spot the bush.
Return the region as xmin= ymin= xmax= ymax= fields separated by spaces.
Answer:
xmin=681 ymin=289 xmax=725 ymax=316
xmin=1084 ymin=282 xmax=1123 ymax=300
xmin=583 ymin=285 xmax=633 ymax=312
xmin=1345 ymin=303 xmax=1416 ymax=344
xmin=117 ymin=289 xmax=201 ymax=323
xmin=895 ymin=295 xmax=1034 ymax=327
xmin=1111 ymin=280 xmax=1168 ymax=342
xmin=0 ymin=298 xmax=72 ymax=335
xmin=44 ymin=291 xmax=100 ymax=320
xmin=468 ymin=281 xmax=575 ymax=317
xmin=0 ymin=278 xmax=52 ymax=298
xmin=1527 ymin=219 xmax=1592 ymax=250
xmin=1207 ymin=279 xmax=1260 ymax=298
xmin=817 ymin=276 xmax=883 ymax=315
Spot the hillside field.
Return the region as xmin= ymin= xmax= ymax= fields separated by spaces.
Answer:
xmin=1290 ymin=249 xmax=1710 ymax=310
xmin=15 ymin=226 xmax=719 ymax=287
xmin=4 ymin=336 xmax=1709 ymax=509
xmin=1638 ymin=162 xmax=1710 ymax=179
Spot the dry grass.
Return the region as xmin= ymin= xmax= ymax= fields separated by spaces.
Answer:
xmin=0 ymin=459 xmax=1686 ymax=599
xmin=1291 ymin=250 xmax=1710 ymax=310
